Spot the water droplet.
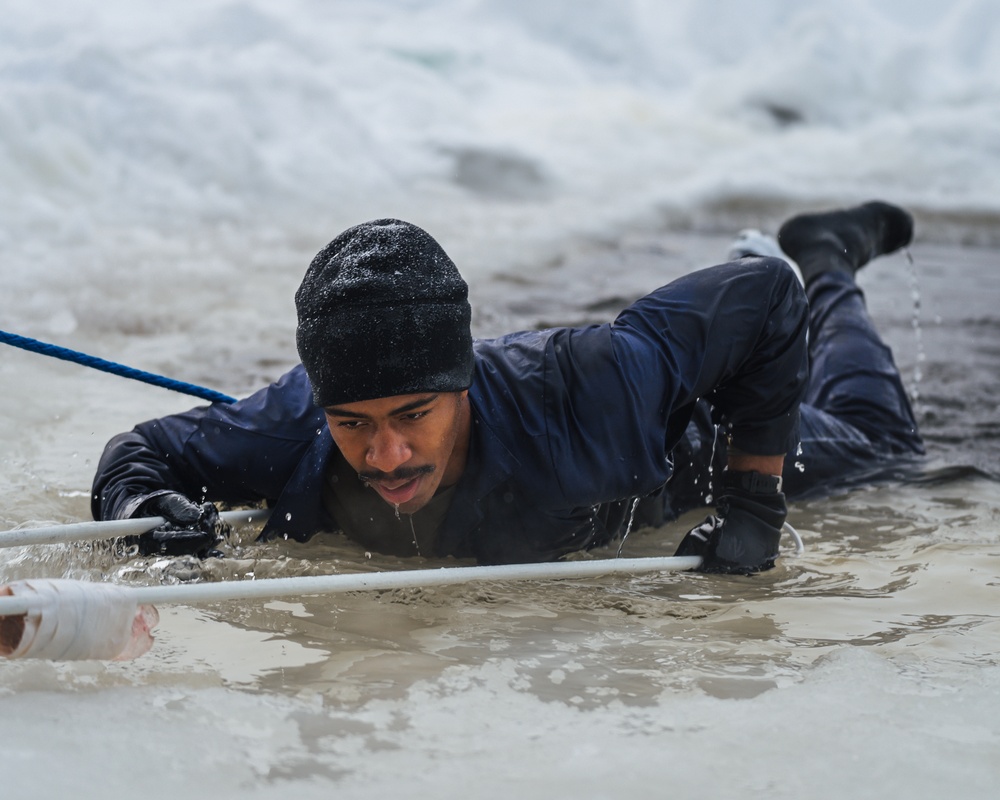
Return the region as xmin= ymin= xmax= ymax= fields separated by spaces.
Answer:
xmin=794 ymin=462 xmax=805 ymax=473
xmin=285 ymin=513 xmax=292 ymax=521
xmin=906 ymin=247 xmax=926 ymax=417
xmin=615 ymin=496 xmax=642 ymax=558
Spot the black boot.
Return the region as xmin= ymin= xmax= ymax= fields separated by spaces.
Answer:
xmin=777 ymin=201 xmax=914 ymax=286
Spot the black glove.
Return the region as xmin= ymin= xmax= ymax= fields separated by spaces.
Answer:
xmin=673 ymin=470 xmax=787 ymax=575
xmin=128 ymin=492 xmax=230 ymax=558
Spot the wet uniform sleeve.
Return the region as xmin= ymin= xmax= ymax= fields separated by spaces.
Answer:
xmin=543 ymin=257 xmax=809 ymax=506
xmin=90 ymin=365 xmax=324 ymax=520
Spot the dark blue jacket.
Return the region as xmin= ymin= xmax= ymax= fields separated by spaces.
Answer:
xmin=92 ymin=259 xmax=808 ymax=564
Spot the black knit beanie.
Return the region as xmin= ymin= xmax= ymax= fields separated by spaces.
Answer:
xmin=295 ymin=219 xmax=474 ymax=407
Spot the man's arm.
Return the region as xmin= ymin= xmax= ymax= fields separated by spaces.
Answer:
xmin=547 ymin=256 xmax=808 ymax=572
xmin=91 ymin=365 xmax=323 ymax=552
xmin=654 ymin=261 xmax=805 ymax=574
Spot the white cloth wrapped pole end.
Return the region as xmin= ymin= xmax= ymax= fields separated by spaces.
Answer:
xmin=0 ymin=580 xmax=157 ymax=661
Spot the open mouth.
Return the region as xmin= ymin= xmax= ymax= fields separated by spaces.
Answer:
xmin=370 ymin=476 xmax=422 ymax=507
xmin=360 ymin=465 xmax=435 ymax=509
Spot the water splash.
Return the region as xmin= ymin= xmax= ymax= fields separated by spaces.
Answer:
xmin=408 ymin=516 xmax=421 ymax=557
xmin=615 ymin=496 xmax=641 ymax=558
xmin=703 ymin=424 xmax=721 ymax=505
xmin=905 ymin=248 xmax=926 ymax=417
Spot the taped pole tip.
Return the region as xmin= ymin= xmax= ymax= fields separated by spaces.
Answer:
xmin=0 ymin=580 xmax=159 ymax=661
xmin=0 ymin=586 xmax=26 ymax=658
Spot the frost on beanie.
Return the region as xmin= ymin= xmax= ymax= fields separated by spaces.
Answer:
xmin=295 ymin=219 xmax=474 ymax=407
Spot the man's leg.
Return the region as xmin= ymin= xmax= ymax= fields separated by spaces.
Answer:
xmin=777 ymin=201 xmax=925 ymax=497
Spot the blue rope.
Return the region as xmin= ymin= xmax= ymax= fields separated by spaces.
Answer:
xmin=0 ymin=329 xmax=236 ymax=405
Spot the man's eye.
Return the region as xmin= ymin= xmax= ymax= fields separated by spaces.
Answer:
xmin=404 ymin=411 xmax=428 ymax=421
xmin=338 ymin=420 xmax=365 ymax=429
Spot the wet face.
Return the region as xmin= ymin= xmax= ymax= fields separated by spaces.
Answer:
xmin=324 ymin=391 xmax=471 ymax=514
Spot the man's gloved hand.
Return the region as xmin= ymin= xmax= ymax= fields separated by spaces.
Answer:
xmin=673 ymin=470 xmax=787 ymax=575
xmin=129 ymin=492 xmax=230 ymax=558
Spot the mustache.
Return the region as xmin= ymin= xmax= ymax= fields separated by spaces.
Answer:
xmin=358 ymin=464 xmax=435 ymax=485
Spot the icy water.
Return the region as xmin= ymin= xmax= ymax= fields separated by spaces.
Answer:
xmin=3 ymin=0 xmax=1000 ymax=796
xmin=2 ymin=234 xmax=998 ymax=799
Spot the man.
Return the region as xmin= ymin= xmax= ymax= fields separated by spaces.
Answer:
xmin=91 ymin=201 xmax=921 ymax=573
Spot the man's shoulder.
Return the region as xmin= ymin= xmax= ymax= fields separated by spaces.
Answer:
xmin=199 ymin=363 xmax=324 ymax=440
xmin=470 ymin=331 xmax=551 ymax=411
xmin=466 ymin=325 xmax=617 ymax=476
xmin=472 ymin=329 xmax=550 ymax=361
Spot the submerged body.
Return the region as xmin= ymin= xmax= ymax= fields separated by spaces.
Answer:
xmin=92 ymin=225 xmax=922 ymax=564
xmin=93 ymin=257 xmax=806 ymax=563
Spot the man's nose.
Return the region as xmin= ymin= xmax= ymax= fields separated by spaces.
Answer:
xmin=366 ymin=426 xmax=411 ymax=473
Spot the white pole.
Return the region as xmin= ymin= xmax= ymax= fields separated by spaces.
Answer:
xmin=0 ymin=508 xmax=271 ymax=549
xmin=0 ymin=556 xmax=702 ymax=617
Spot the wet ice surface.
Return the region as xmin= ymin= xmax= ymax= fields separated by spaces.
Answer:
xmin=862 ymin=243 xmax=1000 ymax=479
xmin=3 ymin=480 xmax=1000 ymax=799
xmin=2 ymin=235 xmax=999 ymax=799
